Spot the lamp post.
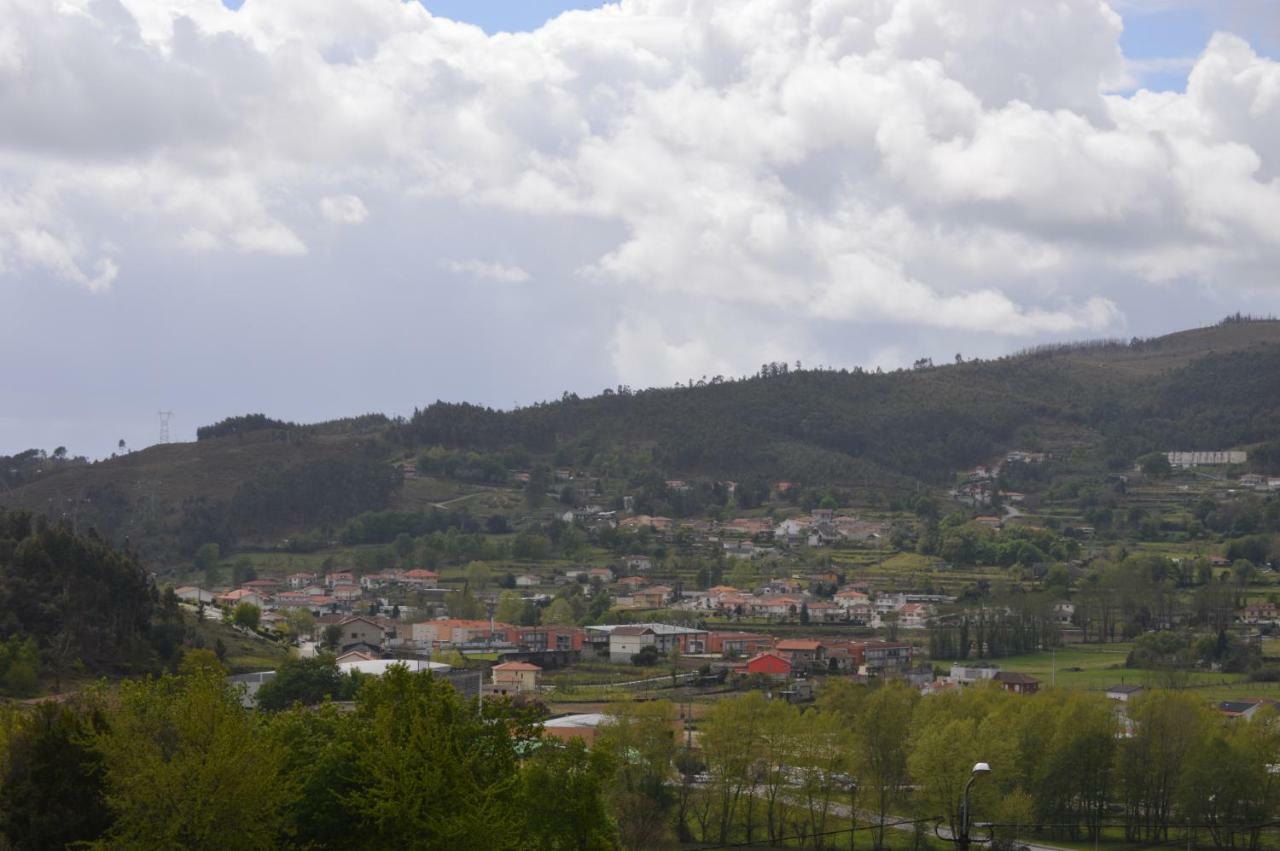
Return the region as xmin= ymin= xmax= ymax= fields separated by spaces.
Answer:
xmin=958 ymin=762 xmax=991 ymax=850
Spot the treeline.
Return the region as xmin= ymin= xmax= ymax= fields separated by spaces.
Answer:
xmin=0 ymin=663 xmax=617 ymax=850
xmin=338 ymin=508 xmax=482 ymax=545
xmin=197 ymin=413 xmax=299 ymax=441
xmin=632 ymin=684 xmax=1280 ymax=850
xmin=0 ymin=510 xmax=156 ymax=686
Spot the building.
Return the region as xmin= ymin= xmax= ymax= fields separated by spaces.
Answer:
xmin=1105 ymin=684 xmax=1143 ymax=703
xmin=334 ymin=616 xmax=385 ymax=654
xmin=740 ymin=652 xmax=792 ymax=680
xmin=507 ymin=626 xmax=584 ymax=653
xmin=861 ymin=640 xmax=914 ymax=674
xmin=337 ymin=658 xmax=451 ymax=678
xmin=515 ymin=573 xmax=542 ymax=588
xmin=950 ymin=664 xmax=1000 ymax=686
xmin=994 ymin=671 xmax=1040 ymax=695
xmin=608 ymin=626 xmax=657 ymax=662
xmin=402 ymin=569 xmax=439 ymax=589
xmin=705 ymin=632 xmax=772 ymax=659
xmin=543 ymin=713 xmax=611 ymax=745
xmin=590 ymin=623 xmax=709 ymax=662
xmin=1167 ymin=450 xmax=1247 ymax=468
xmin=217 ymin=589 xmax=262 ymax=609
xmin=1218 ymin=698 xmax=1277 ymax=721
xmin=775 ymin=639 xmax=826 ymax=671
xmin=491 ymin=661 xmax=542 ymax=696
xmin=412 ymin=618 xmax=513 ymax=648
xmin=174 ymin=586 xmax=216 ymax=605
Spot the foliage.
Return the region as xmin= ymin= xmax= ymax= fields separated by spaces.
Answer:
xmin=0 ymin=509 xmax=155 ymax=672
xmin=196 ymin=414 xmax=297 ymax=441
xmin=255 ymin=654 xmax=355 ymax=711
xmin=92 ymin=669 xmax=298 ymax=850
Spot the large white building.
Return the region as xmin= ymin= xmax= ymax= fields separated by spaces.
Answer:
xmin=1167 ymin=451 xmax=1247 ymax=468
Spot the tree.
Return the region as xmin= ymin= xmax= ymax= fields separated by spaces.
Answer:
xmin=279 ymin=607 xmax=315 ymax=641
xmin=342 ymin=665 xmax=528 ymax=849
xmin=92 ymin=670 xmax=298 ymax=849
xmin=194 ymin=543 xmax=221 ymax=585
xmin=543 ymin=598 xmax=577 ymax=626
xmin=1138 ymin=452 xmax=1172 ymax=478
xmin=0 ymin=697 xmax=111 ymax=849
xmin=518 ymin=740 xmax=619 ymax=850
xmin=495 ymin=590 xmax=524 ymax=626
xmin=595 ymin=701 xmax=677 ymax=850
xmin=321 ymin=624 xmax=343 ymax=652
xmin=232 ymin=603 xmax=261 ymax=630
xmin=255 ymin=655 xmax=352 ymax=711
xmin=465 ymin=561 xmax=492 ymax=591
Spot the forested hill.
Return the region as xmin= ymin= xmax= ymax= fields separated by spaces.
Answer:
xmin=396 ymin=318 xmax=1280 ymax=482
xmin=4 ymin=318 xmax=1280 ymax=563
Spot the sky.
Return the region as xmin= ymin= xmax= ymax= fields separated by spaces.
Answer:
xmin=3 ymin=0 xmax=1280 ymax=459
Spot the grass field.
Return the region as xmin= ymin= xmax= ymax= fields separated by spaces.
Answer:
xmin=990 ymin=643 xmax=1280 ymax=703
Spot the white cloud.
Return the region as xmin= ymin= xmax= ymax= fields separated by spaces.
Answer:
xmin=1 ymin=0 xmax=1280 ymax=387
xmin=320 ymin=194 xmax=369 ymax=225
xmin=442 ymin=259 xmax=531 ymax=283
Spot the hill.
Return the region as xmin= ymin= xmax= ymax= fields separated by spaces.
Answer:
xmin=4 ymin=317 xmax=1280 ymax=567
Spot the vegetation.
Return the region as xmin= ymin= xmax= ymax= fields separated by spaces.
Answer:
xmin=0 ymin=664 xmax=614 ymax=850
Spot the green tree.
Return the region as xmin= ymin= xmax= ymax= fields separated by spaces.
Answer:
xmin=595 ymin=700 xmax=677 ymax=850
xmin=194 ymin=543 xmax=221 ymax=585
xmin=0 ymin=697 xmax=111 ymax=849
xmin=495 ymin=590 xmax=524 ymax=626
xmin=255 ymin=655 xmax=353 ymax=711
xmin=543 ymin=598 xmax=577 ymax=626
xmin=343 ymin=665 xmax=527 ymax=849
xmin=518 ymin=739 xmax=619 ymax=850
xmin=92 ymin=670 xmax=297 ymax=850
xmin=465 ymin=560 xmax=492 ymax=591
xmin=232 ymin=602 xmax=261 ymax=630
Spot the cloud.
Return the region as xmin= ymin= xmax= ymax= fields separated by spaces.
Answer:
xmin=320 ymin=194 xmax=369 ymax=225
xmin=442 ymin=258 xmax=531 ymax=283
xmin=1 ymin=0 xmax=1280 ymax=401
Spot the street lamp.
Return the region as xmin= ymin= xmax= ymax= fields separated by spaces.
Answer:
xmin=958 ymin=762 xmax=991 ymax=850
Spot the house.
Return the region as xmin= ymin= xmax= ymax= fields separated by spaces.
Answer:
xmin=740 ymin=652 xmax=792 ymax=680
xmin=804 ymin=601 xmax=842 ymax=623
xmin=608 ymin=626 xmax=657 ymax=663
xmin=491 ymin=661 xmax=542 ymax=695
xmin=632 ymin=586 xmax=673 ymax=608
xmin=287 ymin=572 xmax=317 ymax=589
xmin=624 ymin=555 xmax=653 ymax=573
xmin=174 ymin=586 xmax=216 ymax=605
xmin=1245 ymin=603 xmax=1280 ymax=624
xmin=324 ymin=571 xmax=355 ymax=588
xmin=775 ymin=639 xmax=826 ymax=670
xmin=618 ymin=576 xmax=648 ymax=590
xmin=334 ymin=616 xmax=385 ymax=653
xmin=753 ymin=596 xmax=803 ymax=619
xmin=588 ymin=567 xmax=615 ymax=583
xmin=331 ymin=583 xmax=362 ymax=602
xmin=241 ymin=578 xmax=281 ymax=593
xmin=360 ymin=570 xmax=403 ymax=589
xmin=994 ymin=672 xmax=1040 ymax=695
xmin=515 ymin=574 xmax=542 ymax=588
xmin=898 ymin=603 xmax=933 ymax=629
xmin=1105 ymin=684 xmax=1144 ymax=703
xmin=217 ymin=589 xmax=262 ymax=608
xmin=860 ymin=640 xmax=914 ymax=674
xmin=1053 ymin=601 xmax=1076 ymax=625
xmin=950 ymin=664 xmax=1000 ymax=686
xmin=402 ymin=569 xmax=439 ymax=589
